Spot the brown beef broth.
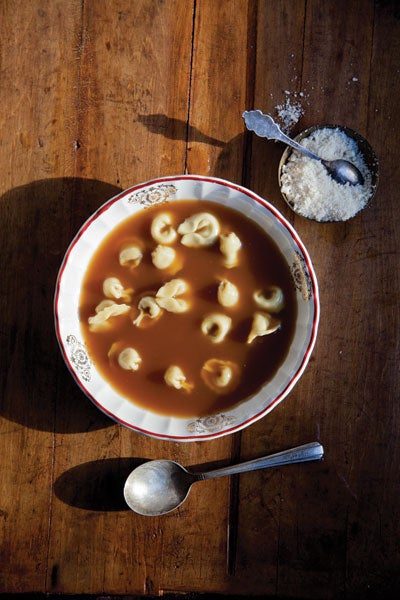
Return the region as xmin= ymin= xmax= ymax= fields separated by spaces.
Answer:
xmin=79 ymin=200 xmax=297 ymax=417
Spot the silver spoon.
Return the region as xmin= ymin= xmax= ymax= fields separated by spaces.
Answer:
xmin=123 ymin=441 xmax=324 ymax=516
xmin=242 ymin=109 xmax=364 ymax=186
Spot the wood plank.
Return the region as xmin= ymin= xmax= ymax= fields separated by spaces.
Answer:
xmin=246 ymin=0 xmax=307 ymax=210
xmin=0 ymin=0 xmax=85 ymax=591
xmin=342 ymin=1 xmax=400 ymax=596
xmin=186 ymin=0 xmax=252 ymax=184
xmin=69 ymin=0 xmax=195 ymax=187
xmin=232 ymin=0 xmax=311 ymax=593
xmin=235 ymin=1 xmax=390 ymax=598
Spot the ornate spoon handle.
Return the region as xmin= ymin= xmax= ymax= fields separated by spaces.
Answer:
xmin=242 ymin=109 xmax=321 ymax=161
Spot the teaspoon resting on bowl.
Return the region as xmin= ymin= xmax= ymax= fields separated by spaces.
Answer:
xmin=123 ymin=441 xmax=324 ymax=516
xmin=242 ymin=110 xmax=364 ymax=186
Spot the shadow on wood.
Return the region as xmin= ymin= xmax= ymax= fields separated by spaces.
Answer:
xmin=54 ymin=456 xmax=144 ymax=511
xmin=0 ymin=178 xmax=122 ymax=433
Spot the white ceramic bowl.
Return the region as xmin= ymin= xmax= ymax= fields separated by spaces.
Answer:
xmin=54 ymin=175 xmax=319 ymax=441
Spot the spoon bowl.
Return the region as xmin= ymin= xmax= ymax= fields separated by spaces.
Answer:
xmin=124 ymin=442 xmax=324 ymax=516
xmin=124 ymin=460 xmax=196 ymax=516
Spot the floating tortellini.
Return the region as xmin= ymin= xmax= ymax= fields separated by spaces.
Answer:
xmin=119 ymin=245 xmax=143 ymax=268
xmin=151 ymin=244 xmax=176 ymax=270
xmin=150 ymin=212 xmax=177 ymax=245
xmin=201 ymin=358 xmax=240 ymax=393
xmin=88 ymin=302 xmax=130 ymax=331
xmin=217 ymin=279 xmax=239 ymax=308
xmin=157 ymin=278 xmax=187 ymax=297
xmin=102 ymin=277 xmax=132 ymax=301
xmin=117 ymin=347 xmax=142 ymax=371
xmin=164 ymin=365 xmax=193 ymax=392
xmin=94 ymin=299 xmax=116 ymax=313
xmin=201 ymin=313 xmax=232 ymax=343
xmin=156 ymin=278 xmax=189 ymax=313
xmin=253 ymin=286 xmax=285 ymax=313
xmin=247 ymin=311 xmax=281 ymax=344
xmin=178 ymin=212 xmax=220 ymax=247
xmin=133 ymin=296 xmax=162 ymax=327
xmin=219 ymin=232 xmax=242 ymax=268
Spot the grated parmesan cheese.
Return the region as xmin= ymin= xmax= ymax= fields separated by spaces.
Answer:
xmin=280 ymin=128 xmax=373 ymax=222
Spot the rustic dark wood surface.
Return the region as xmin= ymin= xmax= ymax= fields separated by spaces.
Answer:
xmin=0 ymin=1 xmax=399 ymax=598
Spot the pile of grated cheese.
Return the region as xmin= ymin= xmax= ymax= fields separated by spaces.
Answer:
xmin=280 ymin=128 xmax=373 ymax=222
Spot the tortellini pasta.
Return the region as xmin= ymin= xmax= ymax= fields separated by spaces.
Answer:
xmin=156 ymin=297 xmax=187 ymax=313
xmin=150 ymin=212 xmax=177 ymax=244
xmin=201 ymin=313 xmax=232 ymax=343
xmin=217 ymin=279 xmax=239 ymax=307
xmin=151 ymin=244 xmax=176 ymax=269
xmin=156 ymin=278 xmax=187 ymax=297
xmin=119 ymin=245 xmax=143 ymax=268
xmin=95 ymin=299 xmax=116 ymax=313
xmin=201 ymin=358 xmax=239 ymax=393
xmin=247 ymin=311 xmax=281 ymax=344
xmin=164 ymin=365 xmax=193 ymax=392
xmin=118 ymin=347 xmax=142 ymax=371
xmin=219 ymin=232 xmax=242 ymax=268
xmin=133 ymin=296 xmax=162 ymax=327
xmin=102 ymin=277 xmax=132 ymax=301
xmin=156 ymin=278 xmax=189 ymax=313
xmin=88 ymin=302 xmax=130 ymax=331
xmin=253 ymin=286 xmax=285 ymax=313
xmin=178 ymin=212 xmax=220 ymax=247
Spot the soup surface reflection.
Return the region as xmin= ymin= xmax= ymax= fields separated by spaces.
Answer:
xmin=79 ymin=200 xmax=297 ymax=417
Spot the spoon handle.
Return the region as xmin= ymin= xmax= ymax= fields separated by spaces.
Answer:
xmin=199 ymin=442 xmax=324 ymax=481
xmin=242 ymin=109 xmax=321 ymax=162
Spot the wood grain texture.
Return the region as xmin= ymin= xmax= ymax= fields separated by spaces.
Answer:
xmin=0 ymin=1 xmax=84 ymax=592
xmin=0 ymin=0 xmax=399 ymax=597
xmin=186 ymin=0 xmax=252 ymax=182
xmin=235 ymin=1 xmax=400 ymax=598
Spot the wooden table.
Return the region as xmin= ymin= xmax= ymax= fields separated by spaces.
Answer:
xmin=1 ymin=1 xmax=399 ymax=598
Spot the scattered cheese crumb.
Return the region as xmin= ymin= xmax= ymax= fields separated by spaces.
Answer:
xmin=275 ymin=96 xmax=304 ymax=132
xmin=274 ymin=89 xmax=310 ymax=132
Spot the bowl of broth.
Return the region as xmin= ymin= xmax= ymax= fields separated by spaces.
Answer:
xmin=54 ymin=175 xmax=319 ymax=441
